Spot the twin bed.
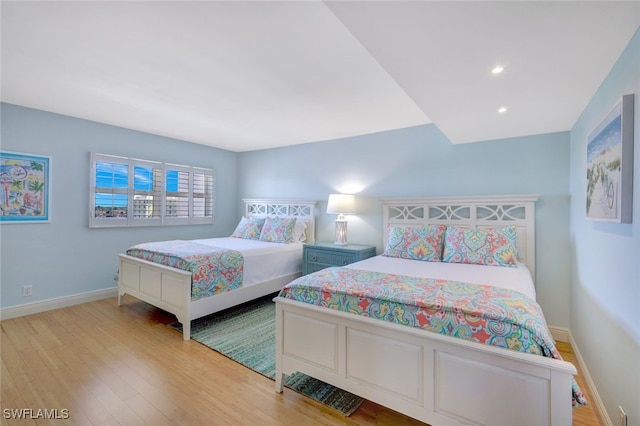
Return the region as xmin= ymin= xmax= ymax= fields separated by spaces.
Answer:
xmin=275 ymin=195 xmax=584 ymax=426
xmin=118 ymin=195 xmax=583 ymax=426
xmin=117 ymin=199 xmax=316 ymax=340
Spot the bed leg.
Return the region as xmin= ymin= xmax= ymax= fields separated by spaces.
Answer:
xmin=182 ymin=321 xmax=191 ymax=341
xmin=274 ymin=302 xmax=284 ymax=392
xmin=275 ymin=371 xmax=284 ymax=393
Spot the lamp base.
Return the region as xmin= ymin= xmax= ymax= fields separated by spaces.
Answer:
xmin=334 ymin=220 xmax=348 ymax=246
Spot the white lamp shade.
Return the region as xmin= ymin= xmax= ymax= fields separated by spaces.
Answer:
xmin=326 ymin=194 xmax=356 ymax=215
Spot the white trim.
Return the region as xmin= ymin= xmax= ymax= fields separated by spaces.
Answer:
xmin=549 ymin=327 xmax=609 ymax=425
xmin=0 ymin=287 xmax=117 ymax=321
xmin=569 ymin=332 xmax=611 ymax=426
xmin=548 ymin=326 xmax=570 ymax=343
xmin=550 ymin=327 xmax=610 ymax=425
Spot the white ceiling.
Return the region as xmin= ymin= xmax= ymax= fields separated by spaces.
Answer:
xmin=2 ymin=1 xmax=639 ymax=152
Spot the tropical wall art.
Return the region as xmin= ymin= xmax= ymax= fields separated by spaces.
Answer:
xmin=586 ymin=94 xmax=635 ymax=223
xmin=0 ymin=151 xmax=51 ymax=223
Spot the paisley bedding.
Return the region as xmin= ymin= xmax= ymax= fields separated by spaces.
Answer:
xmin=126 ymin=240 xmax=244 ymax=301
xmin=279 ymin=266 xmax=587 ymax=406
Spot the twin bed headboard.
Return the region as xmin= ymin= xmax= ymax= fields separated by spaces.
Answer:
xmin=382 ymin=195 xmax=539 ymax=277
xmin=243 ymin=199 xmax=317 ymax=243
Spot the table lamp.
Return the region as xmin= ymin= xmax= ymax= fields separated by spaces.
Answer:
xmin=326 ymin=193 xmax=355 ymax=246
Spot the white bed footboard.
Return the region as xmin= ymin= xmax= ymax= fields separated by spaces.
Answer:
xmin=118 ymin=253 xmax=299 ymax=340
xmin=118 ymin=254 xmax=193 ymax=338
xmin=275 ymin=297 xmax=576 ymax=426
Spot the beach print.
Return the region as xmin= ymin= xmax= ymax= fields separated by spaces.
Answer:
xmin=586 ymin=104 xmax=623 ymax=220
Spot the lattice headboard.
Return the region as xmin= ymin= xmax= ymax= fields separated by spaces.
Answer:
xmin=243 ymin=199 xmax=317 ymax=243
xmin=382 ymin=195 xmax=539 ymax=277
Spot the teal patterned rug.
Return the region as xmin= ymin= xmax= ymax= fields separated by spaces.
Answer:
xmin=170 ymin=296 xmax=364 ymax=416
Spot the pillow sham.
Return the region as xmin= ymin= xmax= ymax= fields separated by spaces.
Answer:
xmin=441 ymin=225 xmax=519 ymax=267
xmin=231 ymin=216 xmax=266 ymax=240
xmin=382 ymin=224 xmax=446 ymax=262
xmin=259 ymin=216 xmax=297 ymax=243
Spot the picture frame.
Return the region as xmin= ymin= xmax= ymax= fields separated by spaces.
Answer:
xmin=586 ymin=94 xmax=634 ymax=223
xmin=0 ymin=151 xmax=52 ymax=223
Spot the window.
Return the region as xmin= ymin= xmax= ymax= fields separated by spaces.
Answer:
xmin=90 ymin=153 xmax=215 ymax=227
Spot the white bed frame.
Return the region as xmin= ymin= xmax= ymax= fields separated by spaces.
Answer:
xmin=275 ymin=195 xmax=578 ymax=426
xmin=118 ymin=199 xmax=316 ymax=340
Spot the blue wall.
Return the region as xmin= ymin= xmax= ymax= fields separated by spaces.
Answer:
xmin=239 ymin=124 xmax=573 ymax=328
xmin=569 ymin=28 xmax=640 ymax=425
xmin=0 ymin=104 xmax=239 ymax=308
xmin=1 ymin=103 xmax=573 ymax=330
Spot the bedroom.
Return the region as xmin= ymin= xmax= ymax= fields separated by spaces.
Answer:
xmin=1 ymin=1 xmax=638 ymax=425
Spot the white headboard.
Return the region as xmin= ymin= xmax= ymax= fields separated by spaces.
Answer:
xmin=243 ymin=199 xmax=317 ymax=243
xmin=382 ymin=195 xmax=539 ymax=278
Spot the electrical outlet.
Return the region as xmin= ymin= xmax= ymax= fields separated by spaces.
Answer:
xmin=619 ymin=405 xmax=627 ymax=426
xmin=22 ymin=285 xmax=32 ymax=297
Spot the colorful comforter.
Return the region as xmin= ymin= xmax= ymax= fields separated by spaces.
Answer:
xmin=126 ymin=240 xmax=244 ymax=301
xmin=279 ymin=266 xmax=587 ymax=406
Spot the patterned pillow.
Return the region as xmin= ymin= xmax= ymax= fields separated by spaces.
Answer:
xmin=259 ymin=216 xmax=297 ymax=243
xmin=442 ymin=225 xmax=519 ymax=267
xmin=382 ymin=225 xmax=446 ymax=262
xmin=231 ymin=216 xmax=266 ymax=240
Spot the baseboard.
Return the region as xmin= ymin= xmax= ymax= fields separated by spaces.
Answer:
xmin=549 ymin=326 xmax=610 ymax=425
xmin=568 ymin=333 xmax=612 ymax=426
xmin=0 ymin=287 xmax=118 ymax=321
xmin=548 ymin=326 xmax=570 ymax=342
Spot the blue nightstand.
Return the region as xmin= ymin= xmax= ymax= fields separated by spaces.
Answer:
xmin=302 ymin=242 xmax=376 ymax=275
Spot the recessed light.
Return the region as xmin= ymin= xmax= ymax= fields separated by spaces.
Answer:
xmin=498 ymin=107 xmax=508 ymax=113
xmin=492 ymin=66 xmax=504 ymax=74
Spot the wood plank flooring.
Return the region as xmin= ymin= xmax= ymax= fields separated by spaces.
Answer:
xmin=1 ymin=296 xmax=602 ymax=425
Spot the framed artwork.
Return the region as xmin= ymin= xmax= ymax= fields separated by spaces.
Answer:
xmin=586 ymin=94 xmax=634 ymax=223
xmin=0 ymin=151 xmax=52 ymax=223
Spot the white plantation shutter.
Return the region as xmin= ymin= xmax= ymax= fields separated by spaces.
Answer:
xmin=132 ymin=160 xmax=162 ymax=225
xmin=192 ymin=168 xmax=215 ymax=222
xmin=90 ymin=153 xmax=215 ymax=228
xmin=165 ymin=164 xmax=191 ymax=224
xmin=91 ymin=153 xmax=129 ymax=227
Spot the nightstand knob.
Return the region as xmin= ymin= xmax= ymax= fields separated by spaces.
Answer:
xmin=312 ymin=256 xmax=318 ymax=261
xmin=342 ymin=260 xmax=348 ymax=265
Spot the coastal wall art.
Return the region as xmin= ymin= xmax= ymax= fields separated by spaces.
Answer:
xmin=0 ymin=151 xmax=51 ymax=223
xmin=586 ymin=94 xmax=634 ymax=223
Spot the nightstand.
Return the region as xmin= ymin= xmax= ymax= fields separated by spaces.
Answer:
xmin=302 ymin=242 xmax=376 ymax=275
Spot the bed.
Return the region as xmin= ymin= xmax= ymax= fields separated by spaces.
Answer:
xmin=118 ymin=199 xmax=316 ymax=340
xmin=274 ymin=195 xmax=582 ymax=426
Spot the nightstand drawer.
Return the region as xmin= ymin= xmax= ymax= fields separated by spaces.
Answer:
xmin=304 ymin=262 xmax=333 ymax=274
xmin=302 ymin=242 xmax=376 ymax=275
xmin=305 ymin=250 xmax=356 ymax=266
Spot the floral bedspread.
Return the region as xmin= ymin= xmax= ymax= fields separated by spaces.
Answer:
xmin=126 ymin=240 xmax=243 ymax=301
xmin=279 ymin=266 xmax=587 ymax=406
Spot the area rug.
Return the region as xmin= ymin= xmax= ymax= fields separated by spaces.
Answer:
xmin=170 ymin=297 xmax=364 ymax=416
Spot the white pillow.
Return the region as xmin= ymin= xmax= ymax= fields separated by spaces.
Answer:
xmin=292 ymin=220 xmax=307 ymax=242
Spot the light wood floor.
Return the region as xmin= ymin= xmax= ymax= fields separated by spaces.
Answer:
xmin=1 ymin=296 xmax=602 ymax=426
